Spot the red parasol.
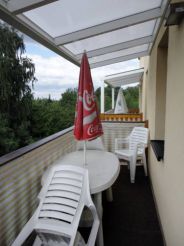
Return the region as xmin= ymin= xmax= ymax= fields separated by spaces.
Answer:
xmin=74 ymin=52 xmax=103 ymax=164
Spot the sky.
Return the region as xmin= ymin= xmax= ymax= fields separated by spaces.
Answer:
xmin=25 ymin=39 xmax=139 ymax=100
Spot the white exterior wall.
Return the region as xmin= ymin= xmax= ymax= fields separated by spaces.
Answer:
xmin=141 ymin=11 xmax=184 ymax=246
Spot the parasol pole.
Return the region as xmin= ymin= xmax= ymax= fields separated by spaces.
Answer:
xmin=84 ymin=140 xmax=87 ymax=167
xmin=83 ymin=50 xmax=87 ymax=167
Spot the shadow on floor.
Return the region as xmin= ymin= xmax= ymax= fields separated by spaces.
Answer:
xmin=102 ymin=165 xmax=164 ymax=246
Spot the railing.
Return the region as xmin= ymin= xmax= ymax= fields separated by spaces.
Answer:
xmin=100 ymin=113 xmax=143 ymax=122
xmin=0 ymin=121 xmax=148 ymax=245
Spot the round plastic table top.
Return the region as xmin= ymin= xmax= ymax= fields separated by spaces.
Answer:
xmin=42 ymin=150 xmax=120 ymax=194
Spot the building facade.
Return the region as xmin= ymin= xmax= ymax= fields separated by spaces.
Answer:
xmin=141 ymin=2 xmax=184 ymax=244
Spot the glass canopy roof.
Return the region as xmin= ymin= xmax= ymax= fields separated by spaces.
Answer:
xmin=104 ymin=68 xmax=144 ymax=87
xmin=0 ymin=0 xmax=169 ymax=68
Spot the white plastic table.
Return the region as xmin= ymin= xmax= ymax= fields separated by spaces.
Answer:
xmin=42 ymin=150 xmax=120 ymax=246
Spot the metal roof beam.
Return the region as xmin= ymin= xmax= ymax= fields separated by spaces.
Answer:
xmin=7 ymin=0 xmax=58 ymax=15
xmin=105 ymin=68 xmax=144 ymax=80
xmin=106 ymin=76 xmax=142 ymax=84
xmin=76 ymin=36 xmax=154 ymax=59
xmin=90 ymin=51 xmax=148 ymax=69
xmin=55 ymin=8 xmax=163 ymax=45
xmin=105 ymin=80 xmax=140 ymax=88
xmin=0 ymin=5 xmax=80 ymax=66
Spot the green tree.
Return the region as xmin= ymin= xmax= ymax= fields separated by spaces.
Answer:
xmin=59 ymin=88 xmax=77 ymax=128
xmin=31 ymin=99 xmax=63 ymax=138
xmin=0 ymin=114 xmax=18 ymax=156
xmin=30 ymin=89 xmax=77 ymax=140
xmin=0 ymin=23 xmax=36 ymax=155
xmin=124 ymin=86 xmax=139 ymax=109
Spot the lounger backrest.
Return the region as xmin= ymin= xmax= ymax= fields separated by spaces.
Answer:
xmin=39 ymin=167 xmax=84 ymax=225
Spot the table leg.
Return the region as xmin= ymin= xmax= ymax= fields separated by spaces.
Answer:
xmin=106 ymin=187 xmax=113 ymax=202
xmin=93 ymin=192 xmax=104 ymax=246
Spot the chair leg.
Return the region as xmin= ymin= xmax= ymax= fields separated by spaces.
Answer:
xmin=127 ymin=162 xmax=130 ymax=170
xmin=129 ymin=157 xmax=136 ymax=183
xmin=93 ymin=193 xmax=104 ymax=246
xmin=142 ymin=152 xmax=148 ymax=176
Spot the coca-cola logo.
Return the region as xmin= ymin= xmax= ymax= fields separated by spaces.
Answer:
xmin=87 ymin=123 xmax=102 ymax=136
xmin=83 ymin=90 xmax=95 ymax=111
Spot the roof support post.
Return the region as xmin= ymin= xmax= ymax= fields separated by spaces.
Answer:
xmin=101 ymin=82 xmax=105 ymax=114
xmin=112 ymin=88 xmax=115 ymax=110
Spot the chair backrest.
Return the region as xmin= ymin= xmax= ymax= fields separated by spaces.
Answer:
xmin=76 ymin=137 xmax=105 ymax=151
xmin=36 ymin=165 xmax=99 ymax=246
xmin=129 ymin=127 xmax=149 ymax=153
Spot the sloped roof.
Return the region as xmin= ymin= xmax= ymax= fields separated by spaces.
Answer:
xmin=104 ymin=68 xmax=144 ymax=87
xmin=0 ymin=0 xmax=169 ymax=68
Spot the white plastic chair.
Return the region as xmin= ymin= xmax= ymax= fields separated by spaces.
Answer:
xmin=76 ymin=137 xmax=105 ymax=151
xmin=12 ymin=165 xmax=99 ymax=246
xmin=115 ymin=127 xmax=149 ymax=183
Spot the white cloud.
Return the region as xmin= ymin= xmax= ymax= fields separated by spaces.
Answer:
xmin=29 ymin=54 xmax=79 ymax=85
xmin=28 ymin=49 xmax=139 ymax=100
xmin=28 ymin=54 xmax=79 ymax=99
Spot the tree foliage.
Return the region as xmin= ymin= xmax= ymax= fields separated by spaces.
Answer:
xmin=0 ymin=23 xmax=36 ymax=155
xmin=123 ymin=86 xmax=139 ymax=109
xmin=30 ymin=89 xmax=77 ymax=139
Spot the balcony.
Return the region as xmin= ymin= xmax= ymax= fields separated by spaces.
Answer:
xmin=0 ymin=120 xmax=164 ymax=246
xmin=0 ymin=0 xmax=184 ymax=245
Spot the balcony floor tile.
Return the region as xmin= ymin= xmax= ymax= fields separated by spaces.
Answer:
xmin=102 ymin=165 xmax=164 ymax=246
